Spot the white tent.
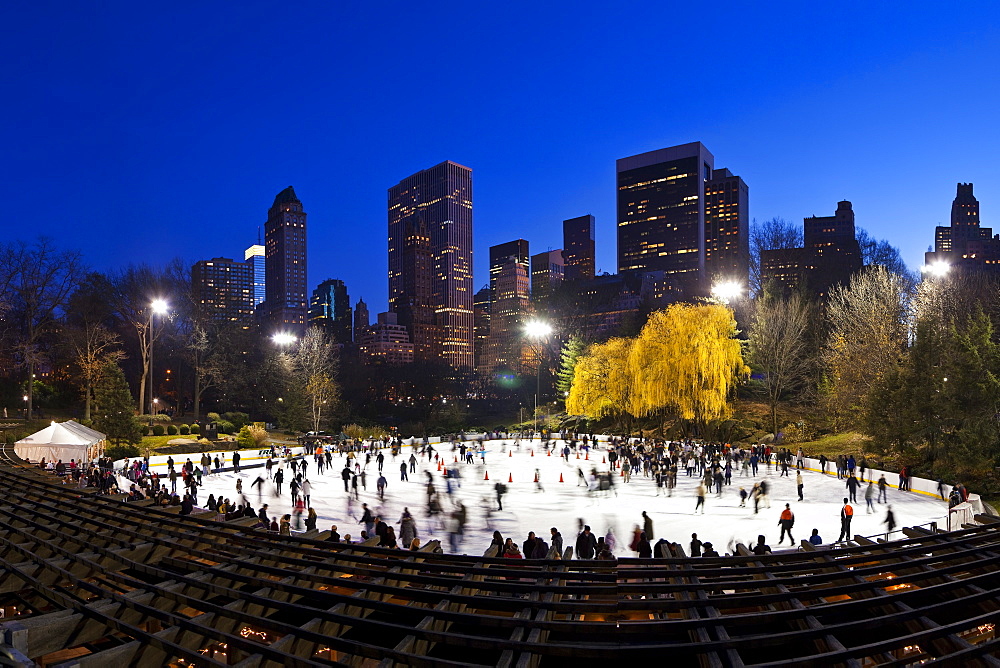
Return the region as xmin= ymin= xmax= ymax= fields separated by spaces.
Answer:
xmin=15 ymin=420 xmax=106 ymax=464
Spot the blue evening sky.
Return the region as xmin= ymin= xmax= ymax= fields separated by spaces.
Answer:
xmin=4 ymin=3 xmax=999 ymax=314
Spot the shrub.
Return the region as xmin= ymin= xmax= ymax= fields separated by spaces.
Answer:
xmin=223 ymin=412 xmax=250 ymax=430
xmin=152 ymin=424 xmax=165 ymax=436
xmin=190 ymin=423 xmax=200 ymax=434
xmin=236 ymin=425 xmax=255 ymax=448
xmin=179 ymin=424 xmax=190 ymax=435
xmin=167 ymin=424 xmax=178 ymax=435
xmin=105 ymin=444 xmax=141 ymax=461
xmin=216 ymin=420 xmax=235 ymax=434
xmin=207 ymin=412 xmax=221 ymax=423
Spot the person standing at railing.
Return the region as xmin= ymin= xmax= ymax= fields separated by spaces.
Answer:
xmin=838 ymin=498 xmax=854 ymax=542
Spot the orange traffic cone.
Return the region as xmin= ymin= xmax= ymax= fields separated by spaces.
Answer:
xmin=586 ymin=452 xmax=589 ymax=460
xmin=576 ymin=452 xmax=580 ymax=459
xmin=559 ymin=473 xmax=564 ymax=483
xmin=508 ymin=473 xmax=513 ymax=483
xmin=454 ymin=455 xmax=458 ymax=462
xmin=602 ymin=456 xmax=606 ymax=464
xmin=509 ymin=450 xmax=512 ymax=457
xmin=534 ymin=472 xmax=539 ymax=483
xmin=443 ymin=466 xmax=448 ymax=475
xmin=530 ymin=450 xmax=534 ymax=457
xmin=547 ymin=450 xmax=551 ymax=457
xmin=484 ymin=471 xmax=489 ymax=480
xmin=436 ymin=460 xmax=441 ymax=471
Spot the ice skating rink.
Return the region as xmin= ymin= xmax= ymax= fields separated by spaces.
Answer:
xmin=170 ymin=440 xmax=949 ymax=556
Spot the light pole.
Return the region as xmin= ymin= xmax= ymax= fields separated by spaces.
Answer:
xmin=148 ymin=299 xmax=169 ymax=417
xmin=524 ymin=320 xmax=553 ymax=434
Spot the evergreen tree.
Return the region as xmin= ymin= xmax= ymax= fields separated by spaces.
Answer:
xmin=93 ymin=360 xmax=143 ymax=446
xmin=556 ymin=336 xmax=586 ymax=405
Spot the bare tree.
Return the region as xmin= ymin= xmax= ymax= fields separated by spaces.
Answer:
xmin=746 ymin=293 xmax=813 ymax=435
xmin=109 ymin=263 xmax=186 ymax=414
xmin=856 ymin=227 xmax=915 ymax=288
xmin=823 ymin=266 xmax=913 ymax=428
xmin=293 ymin=327 xmax=340 ymax=432
xmin=188 ymin=322 xmax=220 ymax=421
xmin=749 ymin=217 xmax=803 ymax=296
xmin=2 ymin=238 xmax=85 ymax=418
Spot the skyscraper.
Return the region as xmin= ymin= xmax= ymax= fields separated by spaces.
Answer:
xmin=704 ymin=168 xmax=750 ymax=282
xmin=563 ymin=215 xmax=595 ymax=281
xmin=191 ymin=257 xmax=254 ymax=324
xmin=489 ymin=240 xmax=529 ymax=297
xmin=487 ymin=240 xmax=531 ymax=373
xmin=617 ymin=142 xmax=748 ymax=295
xmin=244 ymin=243 xmax=265 ymax=309
xmin=308 ymin=279 xmax=353 ymax=344
xmin=473 ymin=286 xmax=491 ymax=373
xmin=388 ymin=161 xmax=474 ymax=370
xmin=354 ymin=298 xmax=370 ymax=343
xmin=264 ymin=186 xmax=307 ymax=333
xmin=531 ymin=250 xmax=565 ymax=303
xmin=926 ymin=183 xmax=1000 ymax=272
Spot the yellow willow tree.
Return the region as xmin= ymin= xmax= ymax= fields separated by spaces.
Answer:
xmin=566 ymin=337 xmax=637 ymax=426
xmin=628 ymin=303 xmax=749 ymax=428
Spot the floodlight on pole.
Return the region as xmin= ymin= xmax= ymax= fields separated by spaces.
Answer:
xmin=271 ymin=332 xmax=297 ymax=347
xmin=148 ymin=298 xmax=169 ymax=417
xmin=711 ymin=280 xmax=743 ymax=305
xmin=523 ymin=320 xmax=553 ymax=434
xmin=920 ymin=261 xmax=951 ymax=279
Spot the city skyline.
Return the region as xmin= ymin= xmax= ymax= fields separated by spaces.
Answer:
xmin=5 ymin=5 xmax=1000 ymax=315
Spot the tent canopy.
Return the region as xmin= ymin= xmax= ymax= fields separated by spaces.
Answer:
xmin=15 ymin=420 xmax=106 ymax=464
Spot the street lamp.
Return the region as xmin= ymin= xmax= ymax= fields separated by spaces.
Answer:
xmin=921 ymin=261 xmax=951 ymax=279
xmin=711 ymin=280 xmax=743 ymax=305
xmin=22 ymin=395 xmax=28 ymax=420
xmin=148 ymin=299 xmax=169 ymax=417
xmin=524 ymin=320 xmax=553 ymax=434
xmin=271 ymin=332 xmax=297 ymax=347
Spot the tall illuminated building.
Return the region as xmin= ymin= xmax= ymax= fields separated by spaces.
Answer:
xmin=308 ymin=278 xmax=352 ymax=344
xmin=487 ymin=240 xmax=531 ymax=372
xmin=244 ymin=243 xmax=265 ymax=308
xmin=617 ymin=142 xmax=747 ymax=295
xmin=388 ymin=161 xmax=474 ymax=370
xmin=563 ymin=215 xmax=595 ymax=281
xmin=264 ymin=186 xmax=307 ymax=333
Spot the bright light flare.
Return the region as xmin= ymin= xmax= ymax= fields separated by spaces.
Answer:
xmin=271 ymin=332 xmax=297 ymax=347
xmin=920 ymin=261 xmax=951 ymax=278
xmin=711 ymin=280 xmax=743 ymax=304
xmin=523 ymin=320 xmax=553 ymax=339
xmin=150 ymin=298 xmax=169 ymax=314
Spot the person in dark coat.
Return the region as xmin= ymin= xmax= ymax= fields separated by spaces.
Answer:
xmin=576 ymin=525 xmax=598 ymax=559
xmin=522 ymin=532 xmax=538 ymax=559
xmin=637 ymin=531 xmax=652 ymax=558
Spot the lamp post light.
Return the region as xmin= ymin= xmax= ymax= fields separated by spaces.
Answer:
xmin=148 ymin=299 xmax=169 ymax=417
xmin=920 ymin=261 xmax=951 ymax=279
xmin=22 ymin=395 xmax=28 ymax=420
xmin=524 ymin=320 xmax=553 ymax=434
xmin=711 ymin=280 xmax=743 ymax=305
xmin=271 ymin=332 xmax=297 ymax=347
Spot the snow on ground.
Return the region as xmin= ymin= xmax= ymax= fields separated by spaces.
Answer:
xmin=156 ymin=440 xmax=949 ymax=556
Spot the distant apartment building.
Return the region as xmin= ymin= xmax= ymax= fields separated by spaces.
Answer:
xmin=308 ymin=279 xmax=353 ymax=344
xmin=487 ymin=241 xmax=532 ymax=373
xmin=925 ymin=183 xmax=1000 ymax=272
xmin=191 ymin=257 xmax=254 ymax=324
xmin=358 ymin=312 xmax=415 ymax=365
xmin=761 ymin=201 xmax=863 ymax=297
xmin=353 ymin=298 xmax=370 ymax=342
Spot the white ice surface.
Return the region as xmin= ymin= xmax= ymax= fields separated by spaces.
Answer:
xmin=152 ymin=441 xmax=949 ymax=556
